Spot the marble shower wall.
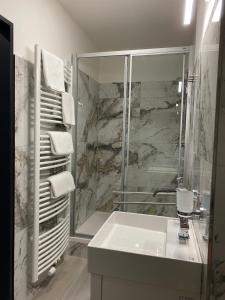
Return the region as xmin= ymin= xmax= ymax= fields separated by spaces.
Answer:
xmin=96 ymin=80 xmax=181 ymax=217
xmin=126 ymin=80 xmax=181 ymax=217
xmin=95 ymin=82 xmax=125 ymax=212
xmin=75 ymin=70 xmax=99 ymax=229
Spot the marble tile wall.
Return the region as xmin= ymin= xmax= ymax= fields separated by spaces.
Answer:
xmin=75 ymin=70 xmax=99 ymax=229
xmin=15 ymin=56 xmax=34 ymax=300
xmin=183 ymin=1 xmax=222 ymax=297
xmin=95 ymin=82 xmax=124 ymax=212
xmin=96 ymin=80 xmax=181 ymax=217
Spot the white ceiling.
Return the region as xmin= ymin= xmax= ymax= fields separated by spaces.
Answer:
xmin=59 ymin=0 xmax=196 ymax=51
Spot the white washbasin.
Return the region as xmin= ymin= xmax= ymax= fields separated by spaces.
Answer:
xmin=89 ymin=211 xmax=201 ymax=262
xmin=101 ymin=224 xmax=166 ymax=257
xmin=88 ymin=211 xmax=202 ymax=299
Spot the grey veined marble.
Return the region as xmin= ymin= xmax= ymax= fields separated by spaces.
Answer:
xmin=75 ymin=78 xmax=182 ymax=230
xmin=183 ymin=5 xmax=222 ymax=297
xmin=15 ymin=56 xmax=34 ymax=300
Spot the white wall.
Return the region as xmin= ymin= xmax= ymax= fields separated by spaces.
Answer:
xmin=0 ymin=0 xmax=99 ymax=78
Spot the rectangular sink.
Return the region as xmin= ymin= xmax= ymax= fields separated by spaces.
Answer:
xmin=88 ymin=212 xmax=202 ymax=299
xmin=89 ymin=211 xmax=201 ymax=262
xmin=100 ymin=224 xmax=166 ymax=257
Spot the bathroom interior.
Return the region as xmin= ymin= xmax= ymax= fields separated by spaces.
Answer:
xmin=1 ymin=0 xmax=225 ymax=299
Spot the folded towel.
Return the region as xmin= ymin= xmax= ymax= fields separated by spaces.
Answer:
xmin=47 ymin=131 xmax=74 ymax=156
xmin=42 ymin=49 xmax=65 ymax=92
xmin=62 ymin=92 xmax=75 ymax=126
xmin=48 ymin=171 xmax=75 ymax=198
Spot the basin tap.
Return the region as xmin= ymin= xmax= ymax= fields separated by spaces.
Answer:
xmin=178 ymin=217 xmax=190 ymax=240
xmin=177 ymin=176 xmax=184 ymax=187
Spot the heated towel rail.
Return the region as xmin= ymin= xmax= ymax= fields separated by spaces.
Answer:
xmin=32 ymin=45 xmax=73 ymax=283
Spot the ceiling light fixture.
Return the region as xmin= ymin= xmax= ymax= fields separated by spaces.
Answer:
xmin=178 ymin=81 xmax=182 ymax=93
xmin=184 ymin=0 xmax=194 ymax=25
xmin=212 ymin=0 xmax=222 ymax=22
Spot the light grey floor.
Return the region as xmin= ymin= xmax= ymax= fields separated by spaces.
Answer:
xmin=32 ymin=255 xmax=90 ymax=300
xmin=76 ymin=211 xmax=110 ymax=236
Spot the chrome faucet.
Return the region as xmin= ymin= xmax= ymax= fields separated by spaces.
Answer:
xmin=177 ymin=176 xmax=184 ymax=187
xmin=178 ymin=217 xmax=190 ymax=240
xmin=177 ymin=188 xmax=198 ymax=241
xmin=189 ymin=190 xmax=210 ymax=241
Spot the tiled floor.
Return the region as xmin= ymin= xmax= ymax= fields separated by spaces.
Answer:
xmin=76 ymin=211 xmax=110 ymax=236
xmin=32 ymin=248 xmax=90 ymax=300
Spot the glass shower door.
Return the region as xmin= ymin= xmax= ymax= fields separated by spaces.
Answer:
xmin=74 ymin=56 xmax=128 ymax=236
xmin=123 ymin=54 xmax=187 ymax=217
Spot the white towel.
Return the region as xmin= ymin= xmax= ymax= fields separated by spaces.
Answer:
xmin=47 ymin=131 xmax=74 ymax=155
xmin=42 ymin=49 xmax=65 ymax=92
xmin=48 ymin=171 xmax=75 ymax=198
xmin=62 ymin=92 xmax=75 ymax=126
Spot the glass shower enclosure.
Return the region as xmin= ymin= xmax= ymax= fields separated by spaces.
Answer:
xmin=72 ymin=47 xmax=189 ymax=237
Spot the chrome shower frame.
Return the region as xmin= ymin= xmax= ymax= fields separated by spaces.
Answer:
xmin=71 ymin=46 xmax=190 ymax=237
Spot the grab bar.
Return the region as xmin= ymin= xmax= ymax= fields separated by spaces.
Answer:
xmin=112 ymin=191 xmax=176 ymax=196
xmin=113 ymin=201 xmax=176 ymax=205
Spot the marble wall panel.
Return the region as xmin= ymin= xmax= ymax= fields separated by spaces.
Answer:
xmin=96 ymin=80 xmax=181 ymax=216
xmin=183 ymin=2 xmax=221 ymax=297
xmin=14 ymin=56 xmax=34 ymax=300
xmin=75 ymin=71 xmax=99 ymax=228
xmin=96 ymin=83 xmax=124 ymax=212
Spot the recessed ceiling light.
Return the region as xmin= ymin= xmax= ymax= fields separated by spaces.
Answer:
xmin=212 ymin=0 xmax=222 ymax=22
xmin=178 ymin=81 xmax=182 ymax=93
xmin=184 ymin=0 xmax=194 ymax=25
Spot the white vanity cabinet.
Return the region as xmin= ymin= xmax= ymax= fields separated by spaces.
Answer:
xmin=88 ymin=212 xmax=202 ymax=300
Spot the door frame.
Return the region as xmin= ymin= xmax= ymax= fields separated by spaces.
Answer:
xmin=0 ymin=15 xmax=14 ymax=300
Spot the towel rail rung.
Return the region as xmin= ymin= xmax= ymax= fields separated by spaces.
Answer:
xmin=40 ymin=155 xmax=67 ymax=160
xmin=39 ymin=197 xmax=67 ymax=213
xmin=40 ymin=113 xmax=62 ymax=120
xmin=38 ymin=238 xmax=68 ymax=275
xmin=40 ymin=90 xmax=61 ymax=99
xmin=41 ymin=102 xmax=62 ymax=110
xmin=41 ymin=96 xmax=61 ymax=105
xmin=40 ymin=160 xmax=70 ymax=170
xmin=39 ymin=191 xmax=50 ymax=197
xmin=38 ymin=224 xmax=69 ymax=256
xmin=39 ymin=216 xmax=69 ymax=240
xmin=39 ymin=200 xmax=69 ymax=223
xmin=40 ymin=118 xmax=63 ymax=125
xmin=41 ymin=108 xmax=62 ymax=115
xmin=38 ymin=222 xmax=69 ymax=253
xmin=39 ymin=224 xmax=69 ymax=254
xmin=38 ymin=236 xmax=68 ymax=268
xmin=40 ymin=151 xmax=52 ymax=155
xmin=40 ymin=157 xmax=68 ymax=166
xmin=39 ymin=181 xmax=50 ymax=187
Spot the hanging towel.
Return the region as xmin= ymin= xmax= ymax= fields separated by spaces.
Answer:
xmin=42 ymin=49 xmax=65 ymax=92
xmin=48 ymin=171 xmax=75 ymax=198
xmin=47 ymin=131 xmax=74 ymax=155
xmin=62 ymin=92 xmax=75 ymax=126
